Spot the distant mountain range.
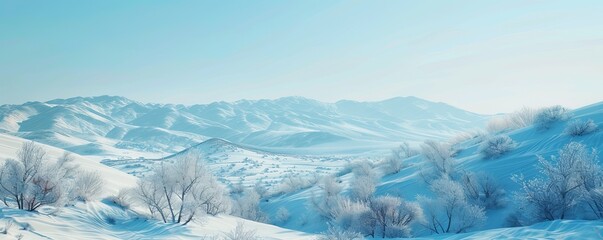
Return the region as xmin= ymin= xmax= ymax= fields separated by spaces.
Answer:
xmin=0 ymin=95 xmax=488 ymax=156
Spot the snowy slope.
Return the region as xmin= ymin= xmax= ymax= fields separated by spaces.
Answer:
xmin=0 ymin=96 xmax=488 ymax=158
xmin=0 ymin=133 xmax=137 ymax=197
xmin=260 ymin=101 xmax=603 ymax=236
xmin=0 ymin=134 xmax=316 ymax=240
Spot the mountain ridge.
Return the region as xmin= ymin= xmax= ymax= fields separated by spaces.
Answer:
xmin=0 ymin=95 xmax=488 ymax=157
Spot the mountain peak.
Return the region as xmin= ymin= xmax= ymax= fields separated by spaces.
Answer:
xmin=47 ymin=95 xmax=134 ymax=105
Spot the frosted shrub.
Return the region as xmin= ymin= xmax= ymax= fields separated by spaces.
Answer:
xmin=513 ymin=142 xmax=601 ymax=223
xmin=350 ymin=176 xmax=376 ymax=202
xmin=330 ymin=198 xmax=374 ymax=236
xmin=317 ymin=225 xmax=363 ymax=240
xmin=460 ymin=172 xmax=506 ymax=209
xmin=73 ymin=170 xmax=104 ymax=201
xmin=223 ymin=222 xmax=258 ymax=240
xmin=311 ymin=176 xmax=343 ymax=220
xmin=110 ymin=188 xmax=133 ymax=210
xmin=1 ymin=219 xmax=14 ymax=234
xmin=534 ymin=105 xmax=571 ymax=130
xmin=233 ymin=189 xmax=268 ymax=223
xmin=487 ymin=107 xmax=539 ymax=133
xmin=383 ymin=142 xmax=418 ymax=175
xmin=419 ymin=178 xmax=486 ymax=234
xmin=564 ymin=119 xmax=598 ymax=136
xmin=370 ymin=195 xmax=424 ymax=238
xmin=275 ymin=207 xmax=290 ymax=224
xmin=479 ymin=135 xmax=515 ymax=159
xmin=350 ymin=161 xmax=378 ymax=201
xmin=0 ymin=142 xmax=76 ymax=211
xmin=420 ymin=141 xmax=455 ymax=180
xmin=276 ymin=174 xmax=316 ymax=194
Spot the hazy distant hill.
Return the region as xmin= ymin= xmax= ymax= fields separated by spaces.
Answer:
xmin=0 ymin=95 xmax=487 ymax=156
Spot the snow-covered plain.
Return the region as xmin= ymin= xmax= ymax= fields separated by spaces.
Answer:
xmin=1 ymin=97 xmax=602 ymax=240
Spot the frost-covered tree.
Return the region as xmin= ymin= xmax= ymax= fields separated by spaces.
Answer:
xmin=351 ymin=176 xmax=376 ymax=202
xmin=253 ymin=181 xmax=268 ymax=198
xmin=383 ymin=142 xmax=418 ymax=175
xmin=330 ymin=198 xmax=375 ymax=237
xmin=0 ymin=142 xmax=76 ymax=211
xmin=420 ymin=141 xmax=455 ymax=181
xmin=233 ymin=189 xmax=268 ymax=222
xmin=514 ymin=142 xmax=601 ymax=222
xmin=134 ymin=151 xmax=230 ymax=224
xmin=564 ymin=119 xmax=598 ymax=136
xmin=311 ymin=175 xmax=343 ymax=220
xmin=370 ymin=195 xmax=424 ymax=238
xmin=419 ymin=178 xmax=486 ymax=234
xmin=479 ymin=135 xmax=515 ymax=159
xmin=350 ymin=161 xmax=378 ymax=202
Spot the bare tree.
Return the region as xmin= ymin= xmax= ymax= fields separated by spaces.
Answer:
xmin=514 ymin=142 xmax=601 ymax=223
xmin=419 ymin=178 xmax=485 ymax=234
xmin=134 ymin=150 xmax=230 ymax=224
xmin=0 ymin=142 xmax=76 ymax=211
xmin=420 ymin=141 xmax=455 ymax=181
xmin=370 ymin=195 xmax=424 ymax=238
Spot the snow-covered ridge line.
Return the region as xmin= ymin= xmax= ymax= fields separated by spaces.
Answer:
xmin=0 ymin=95 xmax=489 ymax=157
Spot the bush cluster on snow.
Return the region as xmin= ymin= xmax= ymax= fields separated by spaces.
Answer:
xmin=513 ymin=142 xmax=603 ymax=224
xmin=0 ymin=142 xmax=103 ymax=211
xmin=223 ymin=222 xmax=258 ymax=240
xmin=309 ymin=161 xmax=430 ymax=238
xmin=317 ymin=225 xmax=363 ymax=240
xmin=460 ymin=172 xmax=506 ymax=209
xmin=564 ymin=119 xmax=598 ymax=136
xmin=534 ymin=105 xmax=571 ymax=130
xmin=418 ymin=178 xmax=486 ymax=234
xmin=487 ymin=106 xmax=572 ymax=132
xmin=420 ymin=140 xmax=455 ymax=181
xmin=382 ymin=142 xmax=418 ymax=175
xmin=479 ymin=135 xmax=516 ymax=159
xmin=487 ymin=107 xmax=539 ymax=133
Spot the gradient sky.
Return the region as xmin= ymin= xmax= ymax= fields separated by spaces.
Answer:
xmin=1 ymin=0 xmax=602 ymax=114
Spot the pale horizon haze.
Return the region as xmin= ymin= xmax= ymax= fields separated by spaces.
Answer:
xmin=1 ymin=1 xmax=602 ymax=114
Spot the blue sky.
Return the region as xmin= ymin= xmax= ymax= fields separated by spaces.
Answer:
xmin=1 ymin=0 xmax=602 ymax=114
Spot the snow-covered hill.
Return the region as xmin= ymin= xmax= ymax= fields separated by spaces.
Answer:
xmin=0 ymin=96 xmax=488 ymax=158
xmin=259 ymin=101 xmax=603 ymax=238
xmin=103 ymin=138 xmax=364 ymax=194
xmin=0 ymin=134 xmax=315 ymax=240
